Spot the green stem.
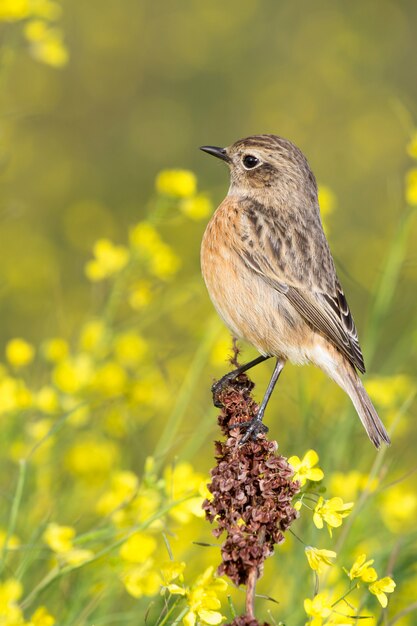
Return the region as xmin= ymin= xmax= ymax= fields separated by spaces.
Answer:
xmin=156 ymin=597 xmax=183 ymax=626
xmin=364 ymin=206 xmax=415 ymax=366
xmin=154 ymin=315 xmax=222 ymax=465
xmin=331 ymin=583 xmax=356 ymax=608
xmin=0 ymin=459 xmax=27 ymax=576
xmin=20 ymin=493 xmax=194 ymax=610
xmin=333 ymin=391 xmax=416 ymax=557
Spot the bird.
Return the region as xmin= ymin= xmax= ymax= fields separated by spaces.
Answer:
xmin=199 ymin=134 xmax=390 ymax=448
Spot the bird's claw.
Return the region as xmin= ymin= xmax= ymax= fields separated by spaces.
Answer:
xmin=211 ymin=378 xmax=231 ymax=408
xmin=230 ymin=418 xmax=268 ymax=445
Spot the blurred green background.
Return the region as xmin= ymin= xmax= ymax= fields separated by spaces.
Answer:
xmin=1 ymin=0 xmax=417 ymax=344
xmin=1 ymin=1 xmax=417 ymax=625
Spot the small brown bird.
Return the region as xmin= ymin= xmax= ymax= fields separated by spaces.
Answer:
xmin=200 ymin=134 xmax=390 ymax=448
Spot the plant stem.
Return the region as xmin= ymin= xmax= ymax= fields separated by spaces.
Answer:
xmin=0 ymin=459 xmax=26 ymax=576
xmin=246 ymin=568 xmax=257 ymax=619
xmin=154 ymin=315 xmax=221 ymax=466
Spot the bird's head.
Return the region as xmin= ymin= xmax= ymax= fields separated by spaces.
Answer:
xmin=200 ymin=134 xmax=318 ymax=205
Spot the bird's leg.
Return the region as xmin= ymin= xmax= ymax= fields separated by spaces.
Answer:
xmin=238 ymin=358 xmax=285 ymax=444
xmin=212 ymin=355 xmax=270 ymax=407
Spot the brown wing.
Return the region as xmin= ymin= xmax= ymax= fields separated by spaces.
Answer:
xmin=238 ymin=200 xmax=366 ymax=373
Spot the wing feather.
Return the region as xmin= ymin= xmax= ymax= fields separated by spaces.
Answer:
xmin=238 ymin=202 xmax=366 ymax=373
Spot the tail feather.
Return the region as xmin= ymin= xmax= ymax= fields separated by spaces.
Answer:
xmin=310 ymin=343 xmax=391 ymax=448
xmin=346 ymin=370 xmax=391 ymax=449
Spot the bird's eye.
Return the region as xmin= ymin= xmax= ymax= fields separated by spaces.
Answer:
xmin=242 ymin=154 xmax=260 ymax=169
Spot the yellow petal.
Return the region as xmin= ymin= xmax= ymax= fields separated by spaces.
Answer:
xmin=313 ymin=512 xmax=324 ymax=529
xmin=183 ymin=610 xmax=196 ymax=626
xmin=288 ymin=455 xmax=301 ymax=469
xmin=167 ymin=583 xmax=186 ymax=595
xmin=376 ymin=592 xmax=388 ymax=608
xmin=307 ymin=468 xmax=324 ymax=482
xmin=197 ymin=609 xmax=224 ymax=625
xmin=303 ymin=449 xmax=319 ymax=468
xmin=362 ymin=567 xmax=378 ymax=583
xmin=324 ymin=512 xmax=343 ymax=527
xmin=380 ymin=577 xmax=396 ymax=592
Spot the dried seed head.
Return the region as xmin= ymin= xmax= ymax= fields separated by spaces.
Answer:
xmin=203 ymin=373 xmax=300 ymax=588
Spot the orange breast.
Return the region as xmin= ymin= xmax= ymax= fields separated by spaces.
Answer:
xmin=200 ymin=198 xmax=312 ymax=360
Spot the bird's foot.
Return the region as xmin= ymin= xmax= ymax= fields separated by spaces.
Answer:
xmin=230 ymin=417 xmax=269 ymax=445
xmin=211 ymin=375 xmax=234 ymax=408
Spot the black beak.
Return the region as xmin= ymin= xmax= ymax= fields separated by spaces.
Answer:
xmin=199 ymin=145 xmax=230 ymax=163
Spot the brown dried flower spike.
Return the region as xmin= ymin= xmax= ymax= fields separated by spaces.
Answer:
xmin=203 ymin=368 xmax=300 ymax=625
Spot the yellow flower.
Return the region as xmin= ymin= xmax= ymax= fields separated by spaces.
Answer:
xmin=329 ymin=470 xmax=378 ymax=502
xmin=123 ymin=560 xmax=161 ymax=598
xmin=129 ymin=222 xmax=180 ymax=279
xmin=113 ymin=332 xmax=147 ymax=367
xmin=27 ymin=418 xmax=53 ymax=443
xmin=380 ymin=485 xmax=417 ymax=533
xmin=52 ymin=354 xmax=93 ymax=393
xmin=24 ymin=19 xmax=48 ymax=40
xmin=347 ymin=554 xmax=377 ymax=583
xmin=161 ymin=560 xmax=187 ymax=595
xmin=0 ymin=0 xmax=29 ymax=21
xmin=313 ymin=497 xmax=354 ymax=536
xmin=149 ymin=243 xmax=180 ymax=280
xmin=128 ymin=280 xmax=153 ymax=310
xmin=161 ymin=561 xmax=185 ymax=595
xmin=112 ymin=485 xmax=161 ymax=529
xmin=288 ymin=449 xmax=324 ymax=487
xmin=41 ymin=338 xmax=69 ymax=362
xmin=305 ymin=547 xmax=336 ymax=574
xmin=369 ymin=577 xmax=396 ymax=608
xmin=0 ymin=578 xmax=24 ymax=625
xmin=28 ymin=606 xmax=56 ymax=626
xmin=25 ymin=22 xmax=68 ymax=67
xmin=365 ymin=374 xmax=415 ymax=409
xmin=85 ymin=239 xmax=129 ymax=281
xmin=0 ymin=376 xmax=32 ymax=414
xmin=318 ymin=184 xmax=336 ymax=217
xmin=180 ymin=194 xmax=212 ymax=220
xmin=33 ymin=33 xmax=68 ymax=68
xmin=43 ymin=523 xmax=75 ymax=553
xmin=210 ymin=333 xmax=232 ymax=367
xmin=119 ymin=532 xmax=157 ymax=564
xmin=0 ymin=529 xmax=20 ymax=551
xmin=156 ymin=169 xmax=196 ymax=198
xmin=405 ymin=168 xmax=417 ymax=205
xmin=79 ymin=319 xmax=107 ymax=353
xmin=164 ymin=462 xmax=206 ymax=523
xmin=96 ymin=470 xmax=139 ymax=516
xmin=183 ymin=567 xmax=227 ymax=626
xmin=129 ymin=222 xmax=161 ymax=250
xmin=91 ymin=361 xmax=127 ymax=397
xmin=65 ymin=437 xmax=118 ymax=478
xmin=0 ymin=579 xmax=22 ymax=603
xmin=62 ymin=549 xmax=94 ymax=566
xmin=304 ymin=592 xmax=332 ymax=625
xmin=43 ymin=524 xmax=93 ymax=566
xmin=6 ymin=338 xmax=35 ymax=368
xmin=36 ymin=386 xmax=60 ymax=413
xmin=318 ymin=185 xmax=336 ymax=234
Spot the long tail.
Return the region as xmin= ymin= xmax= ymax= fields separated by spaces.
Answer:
xmin=314 ymin=347 xmax=391 ymax=448
xmin=341 ymin=366 xmax=391 ymax=449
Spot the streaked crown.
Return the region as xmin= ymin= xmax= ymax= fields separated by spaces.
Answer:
xmin=201 ymin=134 xmax=318 ymax=205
